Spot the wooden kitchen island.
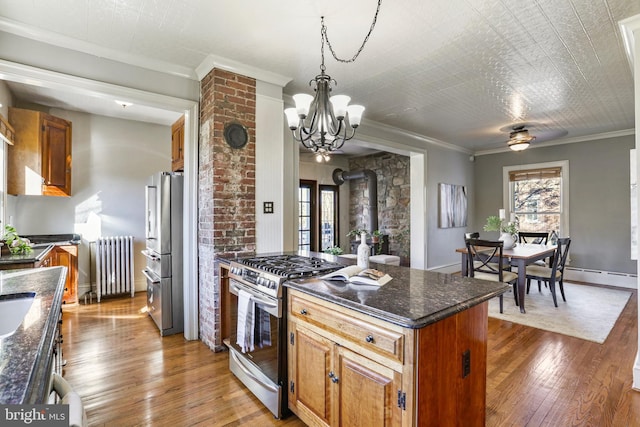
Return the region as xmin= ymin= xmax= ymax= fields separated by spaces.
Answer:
xmin=285 ymin=263 xmax=508 ymax=427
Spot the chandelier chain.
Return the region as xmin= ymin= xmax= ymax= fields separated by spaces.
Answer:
xmin=320 ymin=0 xmax=383 ymax=65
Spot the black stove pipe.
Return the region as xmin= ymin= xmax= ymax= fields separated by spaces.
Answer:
xmin=332 ymin=168 xmax=378 ymax=234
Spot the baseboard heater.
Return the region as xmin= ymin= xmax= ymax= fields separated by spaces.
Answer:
xmin=95 ymin=236 xmax=135 ymax=302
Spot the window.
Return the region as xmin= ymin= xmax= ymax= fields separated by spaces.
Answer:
xmin=503 ymin=161 xmax=569 ymax=236
xmin=298 ymin=181 xmax=316 ymax=251
xmin=299 ymin=181 xmax=339 ymax=252
xmin=319 ymin=185 xmax=339 ymax=250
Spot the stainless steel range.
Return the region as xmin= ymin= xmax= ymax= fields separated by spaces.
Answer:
xmin=224 ymin=254 xmax=343 ymax=419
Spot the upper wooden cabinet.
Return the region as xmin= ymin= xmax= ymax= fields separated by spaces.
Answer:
xmin=171 ymin=114 xmax=185 ymax=172
xmin=8 ymin=107 xmax=72 ymax=196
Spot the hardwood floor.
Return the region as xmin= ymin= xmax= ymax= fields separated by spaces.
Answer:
xmin=61 ymin=285 xmax=640 ymax=426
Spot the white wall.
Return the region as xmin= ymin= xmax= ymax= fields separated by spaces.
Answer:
xmin=7 ymin=107 xmax=171 ymax=294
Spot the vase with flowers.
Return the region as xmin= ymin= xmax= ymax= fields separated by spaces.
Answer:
xmin=483 ymin=215 xmax=518 ymax=249
xmin=3 ymin=225 xmax=34 ymax=255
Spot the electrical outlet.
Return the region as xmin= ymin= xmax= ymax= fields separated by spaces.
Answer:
xmin=462 ymin=349 xmax=471 ymax=378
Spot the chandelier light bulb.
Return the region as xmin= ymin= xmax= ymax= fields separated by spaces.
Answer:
xmin=293 ymin=94 xmax=313 ymax=117
xmin=347 ymin=105 xmax=365 ymax=127
xmin=284 ymin=108 xmax=299 ymax=129
xmin=329 ymin=95 xmax=351 ymax=119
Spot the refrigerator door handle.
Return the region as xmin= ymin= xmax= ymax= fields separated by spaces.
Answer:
xmin=141 ymin=250 xmax=160 ymax=262
xmin=142 ymin=269 xmax=161 ymax=284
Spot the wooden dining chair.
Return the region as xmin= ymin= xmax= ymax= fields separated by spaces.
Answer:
xmin=524 ymin=237 xmax=571 ymax=307
xmin=518 ymin=231 xmax=549 ymax=245
xmin=464 ymin=238 xmax=518 ymax=313
xmin=518 ymin=231 xmax=551 ymax=288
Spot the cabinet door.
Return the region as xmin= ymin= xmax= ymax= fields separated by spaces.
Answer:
xmin=41 ymin=114 xmax=72 ymax=196
xmin=335 ymin=346 xmax=403 ymax=427
xmin=289 ymin=322 xmax=332 ymax=426
xmin=171 ymin=115 xmax=185 ymax=172
xmin=55 ymin=245 xmax=78 ymax=304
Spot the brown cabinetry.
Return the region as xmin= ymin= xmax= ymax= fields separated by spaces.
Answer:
xmin=8 ymin=107 xmax=72 ymax=196
xmin=171 ymin=115 xmax=185 ymax=172
xmin=288 ymin=290 xmax=405 ymax=426
xmin=54 ymin=245 xmax=78 ymax=304
xmin=288 ymin=289 xmax=488 ymax=427
xmin=0 ymin=245 xmax=78 ymax=304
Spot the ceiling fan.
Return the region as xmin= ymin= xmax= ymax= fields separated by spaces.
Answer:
xmin=507 ymin=125 xmax=535 ymax=151
xmin=500 ymin=123 xmax=568 ymax=151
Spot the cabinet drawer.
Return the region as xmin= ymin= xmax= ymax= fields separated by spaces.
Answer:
xmin=290 ymin=293 xmax=404 ymax=363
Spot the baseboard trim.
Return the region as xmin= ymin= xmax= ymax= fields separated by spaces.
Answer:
xmin=428 ymin=263 xmax=461 ymax=274
xmin=564 ymin=267 xmax=637 ymax=289
xmin=77 ymin=280 xmax=146 ymax=301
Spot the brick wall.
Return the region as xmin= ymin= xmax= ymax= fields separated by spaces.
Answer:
xmin=199 ymin=68 xmax=256 ymax=351
xmin=349 ymin=152 xmax=411 ymax=265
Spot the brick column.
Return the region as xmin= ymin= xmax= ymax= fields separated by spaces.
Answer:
xmin=198 ymin=68 xmax=256 ymax=350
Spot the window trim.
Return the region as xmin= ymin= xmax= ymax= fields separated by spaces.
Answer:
xmin=502 ymin=160 xmax=569 ymax=237
xmin=318 ymin=184 xmax=339 ymax=250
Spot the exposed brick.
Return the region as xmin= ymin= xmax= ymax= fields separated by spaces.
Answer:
xmin=198 ymin=67 xmax=257 ymax=352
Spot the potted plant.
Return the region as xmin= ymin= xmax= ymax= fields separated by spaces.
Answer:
xmin=3 ymin=225 xmax=34 ymax=255
xmin=371 ymin=229 xmax=383 ymax=244
xmin=483 ymin=215 xmax=518 ymax=248
xmin=323 ymin=246 xmax=344 ymax=255
xmin=347 ymin=228 xmax=368 ymax=240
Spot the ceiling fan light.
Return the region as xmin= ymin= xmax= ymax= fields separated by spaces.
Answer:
xmin=508 ymin=140 xmax=530 ymax=151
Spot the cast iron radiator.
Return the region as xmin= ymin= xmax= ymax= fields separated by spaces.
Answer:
xmin=95 ymin=236 xmax=134 ymax=302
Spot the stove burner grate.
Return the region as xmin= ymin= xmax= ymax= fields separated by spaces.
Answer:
xmin=239 ymin=255 xmax=343 ymax=278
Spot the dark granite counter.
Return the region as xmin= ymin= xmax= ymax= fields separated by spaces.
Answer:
xmin=216 ymin=250 xmax=508 ymax=329
xmin=0 ymin=246 xmax=54 ymax=267
xmin=285 ymin=263 xmax=509 ymax=329
xmin=0 ymin=267 xmax=66 ymax=404
xmin=0 ymin=235 xmax=80 ymax=267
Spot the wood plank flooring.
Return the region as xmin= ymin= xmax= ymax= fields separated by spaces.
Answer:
xmin=61 ymin=284 xmax=640 ymax=426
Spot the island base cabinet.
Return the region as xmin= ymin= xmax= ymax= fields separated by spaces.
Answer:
xmin=414 ymin=302 xmax=488 ymax=427
xmin=287 ymin=289 xmax=489 ymax=427
xmin=288 ymin=322 xmax=403 ymax=427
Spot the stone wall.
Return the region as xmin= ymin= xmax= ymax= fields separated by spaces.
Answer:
xmin=199 ymin=68 xmax=256 ymax=351
xmin=348 ymin=152 xmax=411 ymax=264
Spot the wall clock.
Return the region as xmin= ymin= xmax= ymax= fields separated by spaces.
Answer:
xmin=223 ymin=122 xmax=248 ymax=149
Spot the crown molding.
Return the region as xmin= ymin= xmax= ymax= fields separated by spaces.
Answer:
xmin=620 ymin=14 xmax=640 ymax=73
xmin=0 ymin=59 xmax=195 ymax=112
xmin=0 ymin=17 xmax=197 ymax=80
xmin=474 ymin=129 xmax=636 ymax=156
xmin=195 ymin=54 xmax=291 ymax=87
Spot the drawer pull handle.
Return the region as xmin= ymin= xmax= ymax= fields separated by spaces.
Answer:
xmin=328 ymin=371 xmax=334 ymax=378
xmin=331 ymin=376 xmax=339 ymax=384
xmin=365 ymin=334 xmax=375 ymax=343
xmin=300 ymin=309 xmax=308 ymax=315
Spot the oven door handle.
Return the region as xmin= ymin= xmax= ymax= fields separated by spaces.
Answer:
xmin=142 ymin=269 xmax=161 ymax=284
xmin=229 ymin=350 xmax=278 ymax=393
xmin=230 ymin=283 xmax=277 ymax=309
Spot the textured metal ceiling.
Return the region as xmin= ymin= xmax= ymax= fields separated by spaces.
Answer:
xmin=0 ymin=0 xmax=638 ymax=152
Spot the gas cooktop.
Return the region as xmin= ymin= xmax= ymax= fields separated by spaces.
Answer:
xmin=238 ymin=254 xmax=343 ymax=279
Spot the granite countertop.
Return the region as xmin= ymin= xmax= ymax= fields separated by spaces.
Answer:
xmin=216 ymin=250 xmax=508 ymax=329
xmin=285 ymin=263 xmax=509 ymax=329
xmin=0 ymin=267 xmax=66 ymax=404
xmin=0 ymin=234 xmax=80 ymax=266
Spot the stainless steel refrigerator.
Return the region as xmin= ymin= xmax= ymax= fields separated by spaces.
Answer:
xmin=143 ymin=172 xmax=184 ymax=336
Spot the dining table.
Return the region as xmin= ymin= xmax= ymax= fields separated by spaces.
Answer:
xmin=456 ymin=243 xmax=557 ymax=313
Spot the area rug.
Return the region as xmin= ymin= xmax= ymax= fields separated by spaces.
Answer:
xmin=488 ymin=282 xmax=632 ymax=343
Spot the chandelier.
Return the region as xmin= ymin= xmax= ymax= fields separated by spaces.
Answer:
xmin=284 ymin=1 xmax=382 ymax=162
xmin=507 ymin=126 xmax=535 ymax=151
